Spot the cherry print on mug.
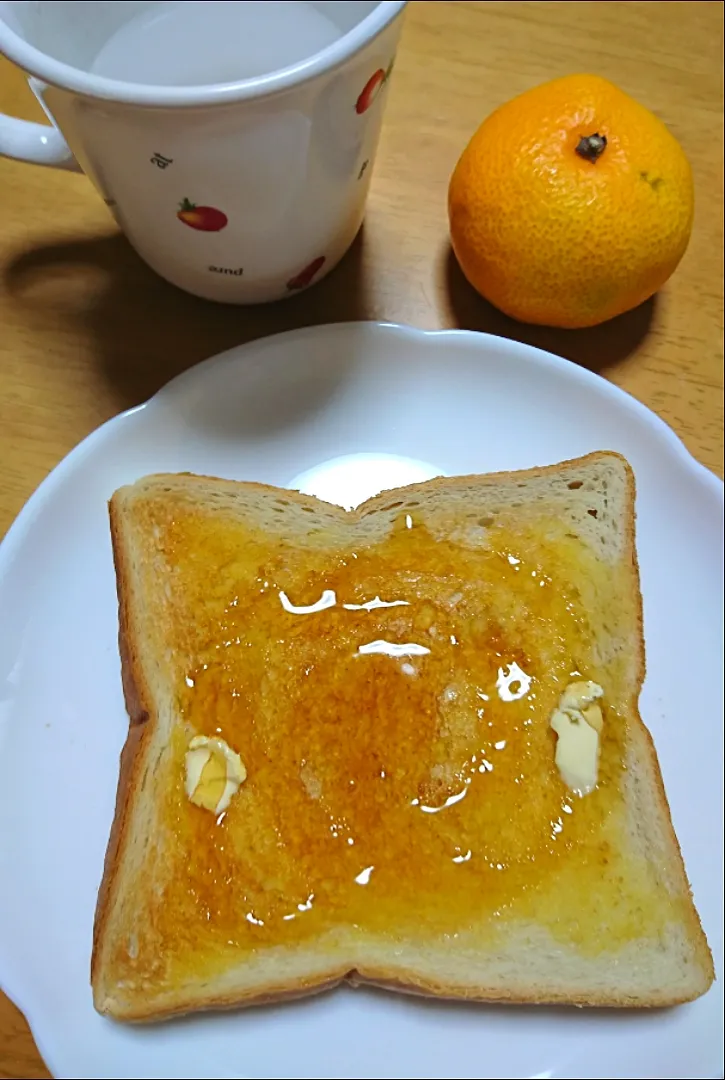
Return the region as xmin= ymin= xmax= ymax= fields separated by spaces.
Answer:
xmin=177 ymin=198 xmax=228 ymax=232
xmin=355 ymin=58 xmax=395 ymax=115
xmin=286 ymin=256 xmax=326 ymax=291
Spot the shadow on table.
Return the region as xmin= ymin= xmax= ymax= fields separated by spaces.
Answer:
xmin=3 ymin=226 xmax=371 ymax=411
xmin=4 ymin=231 xmax=657 ymax=417
xmin=441 ymin=244 xmax=657 ymax=373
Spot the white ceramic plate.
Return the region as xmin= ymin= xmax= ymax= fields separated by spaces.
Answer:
xmin=0 ymin=322 xmax=722 ymax=1080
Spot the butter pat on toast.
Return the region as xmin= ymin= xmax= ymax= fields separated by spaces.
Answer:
xmin=92 ymin=452 xmax=714 ymax=1021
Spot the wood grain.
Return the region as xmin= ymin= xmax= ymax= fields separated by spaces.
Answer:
xmin=0 ymin=2 xmax=722 ymax=1075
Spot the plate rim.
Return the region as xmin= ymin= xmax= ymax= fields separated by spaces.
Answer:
xmin=0 ymin=322 xmax=722 ymax=578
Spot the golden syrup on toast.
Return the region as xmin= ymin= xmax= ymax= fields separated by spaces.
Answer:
xmin=117 ymin=498 xmax=683 ymax=987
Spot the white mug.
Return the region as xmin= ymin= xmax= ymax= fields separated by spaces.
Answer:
xmin=0 ymin=1 xmax=406 ymax=303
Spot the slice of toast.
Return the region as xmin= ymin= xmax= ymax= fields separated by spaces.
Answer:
xmin=92 ymin=452 xmax=714 ymax=1021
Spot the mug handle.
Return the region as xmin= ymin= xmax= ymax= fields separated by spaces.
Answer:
xmin=0 ymin=110 xmax=78 ymax=167
xmin=0 ymin=78 xmax=80 ymax=169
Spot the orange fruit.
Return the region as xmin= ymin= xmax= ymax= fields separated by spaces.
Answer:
xmin=448 ymin=74 xmax=694 ymax=328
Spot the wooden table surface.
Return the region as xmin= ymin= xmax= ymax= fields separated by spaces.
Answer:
xmin=1 ymin=2 xmax=722 ymax=1075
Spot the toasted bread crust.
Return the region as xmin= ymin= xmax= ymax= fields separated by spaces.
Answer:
xmin=91 ymin=498 xmax=157 ymax=1000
